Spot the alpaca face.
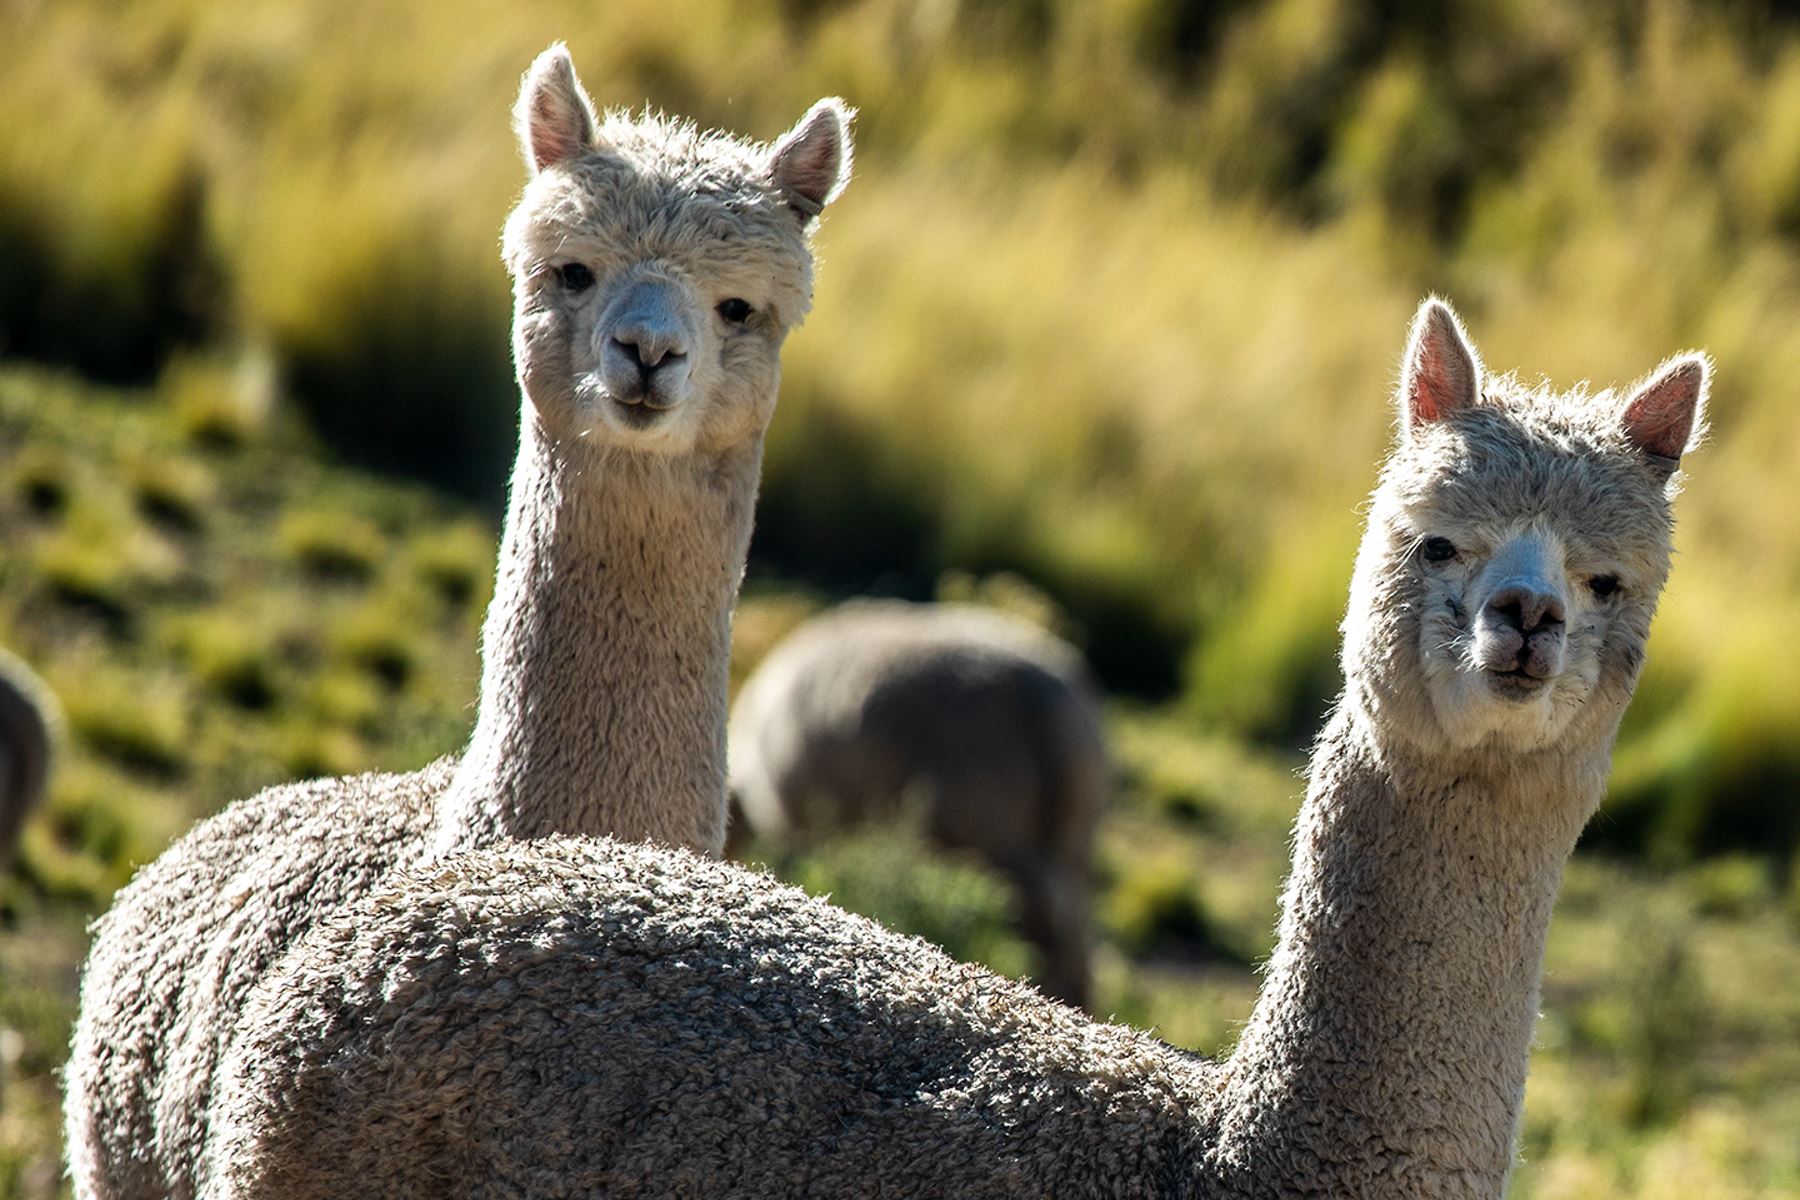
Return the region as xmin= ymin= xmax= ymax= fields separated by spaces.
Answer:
xmin=508 ymin=177 xmax=802 ymax=457
xmin=1347 ymin=300 xmax=1707 ymax=757
xmin=501 ymin=45 xmax=851 ymax=458
xmin=1383 ymin=436 xmax=1672 ymax=750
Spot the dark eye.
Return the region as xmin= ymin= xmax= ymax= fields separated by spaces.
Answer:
xmin=717 ymin=298 xmax=753 ymax=325
xmin=1421 ymin=536 xmax=1458 ymax=563
xmin=555 ymin=262 xmax=595 ymax=292
xmin=1588 ymin=574 xmax=1621 ymax=599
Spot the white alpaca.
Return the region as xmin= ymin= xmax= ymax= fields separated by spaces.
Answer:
xmin=729 ymin=599 xmax=1108 ymax=1008
xmin=62 ymin=44 xmax=852 ymax=1200
xmin=0 ymin=647 xmax=56 ymax=871
xmin=202 ymin=299 xmax=1711 ymax=1199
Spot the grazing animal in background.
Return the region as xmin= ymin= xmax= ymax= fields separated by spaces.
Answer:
xmin=728 ymin=599 xmax=1108 ymax=1009
xmin=63 ymin=43 xmax=853 ymax=1200
xmin=0 ymin=647 xmax=56 ymax=871
xmin=202 ymin=298 xmax=1711 ymax=1199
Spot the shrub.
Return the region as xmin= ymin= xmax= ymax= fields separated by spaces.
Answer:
xmin=60 ymin=674 xmax=190 ymax=781
xmin=0 ymin=105 xmax=223 ymax=382
xmin=406 ymin=520 xmax=495 ymax=613
xmin=763 ymin=820 xmax=1034 ymax=981
xmin=278 ymin=511 xmax=385 ymax=583
xmin=247 ymin=171 xmax=516 ymax=502
xmin=8 ymin=449 xmax=69 ymax=520
xmin=164 ymin=352 xmax=276 ymax=450
xmin=1101 ymin=852 xmax=1243 ymax=963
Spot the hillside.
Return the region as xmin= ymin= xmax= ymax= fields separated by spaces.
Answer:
xmin=4 ymin=0 xmax=1800 ymax=1194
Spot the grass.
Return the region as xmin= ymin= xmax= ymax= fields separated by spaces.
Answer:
xmin=4 ymin=0 xmax=1800 ymax=1192
xmin=0 ymin=365 xmax=490 ymax=1191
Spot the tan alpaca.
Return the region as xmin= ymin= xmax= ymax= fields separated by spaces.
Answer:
xmin=200 ymin=298 xmax=1711 ymax=1199
xmin=62 ymin=44 xmax=852 ymax=1200
xmin=0 ymin=648 xmax=55 ymax=872
xmin=728 ymin=599 xmax=1108 ymax=1008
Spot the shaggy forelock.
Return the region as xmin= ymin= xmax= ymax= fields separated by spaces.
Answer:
xmin=501 ymin=107 xmax=817 ymax=323
xmin=1383 ymin=375 xmax=1678 ymax=568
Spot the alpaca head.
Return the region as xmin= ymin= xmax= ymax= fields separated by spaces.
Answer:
xmin=1345 ymin=298 xmax=1708 ymax=759
xmin=501 ymin=44 xmax=851 ymax=457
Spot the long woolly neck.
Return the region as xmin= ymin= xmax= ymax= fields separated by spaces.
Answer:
xmin=1204 ymin=691 xmax=1607 ymax=1197
xmin=431 ymin=413 xmax=759 ymax=857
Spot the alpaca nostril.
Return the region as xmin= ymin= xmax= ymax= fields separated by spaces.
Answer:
xmin=614 ymin=332 xmax=687 ymax=372
xmin=1487 ymin=586 xmax=1566 ymax=636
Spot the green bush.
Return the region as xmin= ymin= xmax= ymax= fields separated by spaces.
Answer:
xmin=60 ymin=674 xmax=191 ymax=781
xmin=0 ymin=117 xmax=223 ymax=382
xmin=1101 ymin=853 xmax=1236 ymax=960
xmin=278 ymin=511 xmax=386 ymax=583
xmin=763 ymin=821 xmax=1035 ymax=982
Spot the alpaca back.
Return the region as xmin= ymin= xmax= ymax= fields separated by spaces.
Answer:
xmin=207 ymin=836 xmax=1213 ymax=1200
xmin=731 ymin=601 xmax=1106 ymax=860
xmin=65 ymin=760 xmax=455 ymax=1200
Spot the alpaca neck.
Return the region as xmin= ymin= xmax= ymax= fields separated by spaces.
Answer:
xmin=432 ymin=414 xmax=759 ymax=857
xmin=1206 ymin=694 xmax=1606 ymax=1197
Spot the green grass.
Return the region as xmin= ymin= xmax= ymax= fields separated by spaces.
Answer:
xmin=0 ymin=365 xmax=491 ymax=1191
xmin=4 ymin=0 xmax=1800 ymax=1191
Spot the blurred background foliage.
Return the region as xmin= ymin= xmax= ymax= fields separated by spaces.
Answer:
xmin=2 ymin=0 xmax=1799 ymax=1195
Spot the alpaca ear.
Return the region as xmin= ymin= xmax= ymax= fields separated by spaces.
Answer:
xmin=1621 ymin=353 xmax=1709 ymax=469
xmin=1399 ymin=297 xmax=1482 ymax=433
xmin=515 ymin=43 xmax=604 ymax=175
xmin=767 ymin=99 xmax=853 ymax=221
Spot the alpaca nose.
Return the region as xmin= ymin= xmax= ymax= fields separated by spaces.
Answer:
xmin=605 ymin=279 xmax=693 ymax=403
xmin=612 ymin=326 xmax=688 ymax=374
xmin=604 ymin=280 xmax=687 ymax=377
xmin=1486 ymin=585 xmax=1565 ymax=636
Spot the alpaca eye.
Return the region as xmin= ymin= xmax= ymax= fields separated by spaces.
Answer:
xmin=717 ymin=298 xmax=753 ymax=325
xmin=1421 ymin=536 xmax=1458 ymax=563
xmin=1588 ymin=574 xmax=1621 ymax=599
xmin=555 ymin=262 xmax=595 ymax=292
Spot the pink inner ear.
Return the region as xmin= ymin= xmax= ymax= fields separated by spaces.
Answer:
xmin=771 ymin=110 xmax=844 ymax=213
xmin=1406 ymin=312 xmax=1477 ymax=427
xmin=1622 ymin=363 xmax=1702 ymax=459
xmin=1409 ymin=343 xmax=1458 ymax=425
xmin=530 ymin=96 xmax=573 ymax=171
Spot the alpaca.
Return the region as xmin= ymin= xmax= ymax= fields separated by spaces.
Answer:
xmin=0 ymin=648 xmax=56 ymax=870
xmin=728 ymin=599 xmax=1108 ymax=1008
xmin=201 ymin=298 xmax=1710 ymax=1200
xmin=63 ymin=44 xmax=852 ymax=1200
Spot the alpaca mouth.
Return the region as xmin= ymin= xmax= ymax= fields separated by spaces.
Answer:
xmin=609 ymin=398 xmax=669 ymax=429
xmin=1484 ymin=667 xmax=1551 ymax=701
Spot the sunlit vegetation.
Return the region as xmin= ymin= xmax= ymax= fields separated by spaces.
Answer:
xmin=4 ymin=0 xmax=1799 ymax=1194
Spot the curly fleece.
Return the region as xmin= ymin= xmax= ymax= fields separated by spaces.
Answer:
xmin=64 ymin=45 xmax=851 ymax=1200
xmin=204 ymin=302 xmax=1708 ymax=1198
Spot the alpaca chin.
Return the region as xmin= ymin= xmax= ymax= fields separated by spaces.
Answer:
xmin=1425 ymin=662 xmax=1579 ymax=750
xmin=574 ymin=379 xmax=700 ymax=454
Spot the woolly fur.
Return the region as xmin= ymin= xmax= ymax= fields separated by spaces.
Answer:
xmin=200 ymin=300 xmax=1709 ymax=1199
xmin=63 ymin=44 xmax=852 ymax=1200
